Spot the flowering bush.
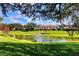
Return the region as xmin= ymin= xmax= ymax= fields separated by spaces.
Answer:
xmin=0 ymin=24 xmax=10 ymax=35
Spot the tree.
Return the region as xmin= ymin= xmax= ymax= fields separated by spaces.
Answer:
xmin=0 ymin=17 xmax=3 ymax=23
xmin=58 ymin=4 xmax=79 ymax=36
xmin=8 ymin=23 xmax=22 ymax=30
xmin=0 ymin=17 xmax=10 ymax=35
xmin=0 ymin=24 xmax=10 ymax=35
xmin=56 ymin=3 xmax=75 ymax=36
xmin=26 ymin=22 xmax=37 ymax=30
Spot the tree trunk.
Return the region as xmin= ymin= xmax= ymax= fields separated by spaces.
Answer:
xmin=67 ymin=30 xmax=74 ymax=36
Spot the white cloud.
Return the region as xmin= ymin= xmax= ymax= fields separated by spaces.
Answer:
xmin=25 ymin=17 xmax=32 ymax=22
xmin=0 ymin=10 xmax=3 ymax=17
xmin=10 ymin=19 xmax=18 ymax=23
xmin=9 ymin=16 xmax=19 ymax=23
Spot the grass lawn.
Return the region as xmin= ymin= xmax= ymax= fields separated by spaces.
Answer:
xmin=0 ymin=42 xmax=79 ymax=56
xmin=0 ymin=30 xmax=79 ymax=56
xmin=0 ymin=31 xmax=33 ymax=43
xmin=9 ymin=30 xmax=68 ymax=35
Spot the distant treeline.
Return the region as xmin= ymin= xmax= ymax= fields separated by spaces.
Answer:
xmin=5 ymin=23 xmax=79 ymax=31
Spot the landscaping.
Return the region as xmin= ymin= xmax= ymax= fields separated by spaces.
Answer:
xmin=0 ymin=30 xmax=79 ymax=56
xmin=0 ymin=3 xmax=79 ymax=56
xmin=9 ymin=30 xmax=79 ymax=39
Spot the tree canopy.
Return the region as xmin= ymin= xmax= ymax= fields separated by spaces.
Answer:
xmin=0 ymin=3 xmax=79 ymax=27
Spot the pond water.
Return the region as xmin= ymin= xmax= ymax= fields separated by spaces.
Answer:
xmin=10 ymin=33 xmax=78 ymax=42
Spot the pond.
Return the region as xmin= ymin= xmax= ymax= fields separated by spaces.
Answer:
xmin=10 ymin=33 xmax=79 ymax=42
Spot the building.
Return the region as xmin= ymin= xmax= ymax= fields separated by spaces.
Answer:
xmin=35 ymin=25 xmax=60 ymax=30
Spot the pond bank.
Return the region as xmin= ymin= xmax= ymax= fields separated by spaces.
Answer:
xmin=9 ymin=30 xmax=79 ymax=39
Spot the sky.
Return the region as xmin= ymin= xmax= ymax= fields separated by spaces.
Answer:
xmin=2 ymin=10 xmax=28 ymax=25
xmin=0 ymin=8 xmax=73 ymax=25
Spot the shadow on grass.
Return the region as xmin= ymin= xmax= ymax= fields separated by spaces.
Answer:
xmin=0 ymin=42 xmax=79 ymax=56
xmin=21 ymin=30 xmax=29 ymax=32
xmin=0 ymin=34 xmax=5 ymax=36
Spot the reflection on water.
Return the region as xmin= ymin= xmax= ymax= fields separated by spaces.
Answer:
xmin=10 ymin=33 xmax=78 ymax=42
xmin=10 ymin=35 xmax=35 ymax=41
xmin=34 ymin=33 xmax=68 ymax=42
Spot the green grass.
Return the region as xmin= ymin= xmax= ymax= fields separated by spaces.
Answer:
xmin=9 ymin=30 xmax=68 ymax=35
xmin=0 ymin=30 xmax=79 ymax=56
xmin=9 ymin=30 xmax=77 ymax=36
xmin=0 ymin=35 xmax=33 ymax=43
xmin=0 ymin=42 xmax=79 ymax=56
xmin=0 ymin=31 xmax=33 ymax=43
